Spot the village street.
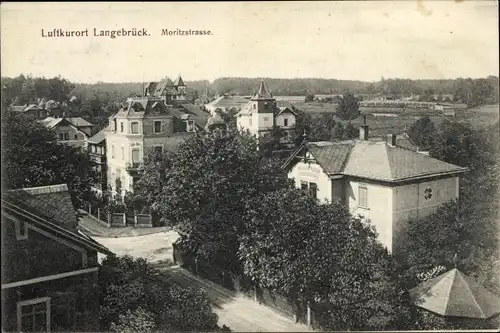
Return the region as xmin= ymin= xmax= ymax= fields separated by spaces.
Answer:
xmin=92 ymin=231 xmax=313 ymax=332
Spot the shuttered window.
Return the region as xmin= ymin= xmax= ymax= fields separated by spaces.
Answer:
xmin=358 ymin=184 xmax=368 ymax=207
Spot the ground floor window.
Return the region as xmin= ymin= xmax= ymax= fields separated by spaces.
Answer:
xmin=17 ymin=297 xmax=51 ymax=332
xmin=300 ymin=181 xmax=318 ymax=199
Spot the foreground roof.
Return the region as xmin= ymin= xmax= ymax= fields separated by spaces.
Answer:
xmin=409 ymin=268 xmax=500 ymax=319
xmin=283 ymin=138 xmax=468 ymax=183
xmin=2 ymin=184 xmax=112 ymax=255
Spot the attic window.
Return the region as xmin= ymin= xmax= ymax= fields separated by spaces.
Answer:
xmin=264 ymin=103 xmax=269 ymax=109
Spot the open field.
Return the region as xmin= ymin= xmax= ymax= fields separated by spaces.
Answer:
xmin=288 ymin=102 xmax=499 ymax=136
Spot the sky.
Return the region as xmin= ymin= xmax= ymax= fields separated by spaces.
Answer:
xmin=1 ymin=1 xmax=498 ymax=83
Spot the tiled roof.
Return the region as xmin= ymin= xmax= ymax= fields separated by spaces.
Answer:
xmin=4 ymin=184 xmax=78 ymax=232
xmin=284 ymin=137 xmax=467 ymax=182
xmin=179 ymin=103 xmax=210 ymax=128
xmin=236 ymin=102 xmax=253 ymax=116
xmin=342 ymin=140 xmax=467 ymax=181
xmin=88 ymin=130 xmax=106 ymax=144
xmin=205 ymin=113 xmax=225 ymax=130
xmin=206 ymin=95 xmax=250 ymax=109
xmin=276 ymin=106 xmax=297 ymax=116
xmin=307 ymin=141 xmax=354 ymax=174
xmin=409 ymin=268 xmax=500 ymax=319
xmin=2 ymin=190 xmax=112 ymax=255
xmin=67 ymin=117 xmax=93 ymax=127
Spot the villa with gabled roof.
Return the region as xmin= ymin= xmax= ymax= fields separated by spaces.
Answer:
xmin=282 ymin=125 xmax=468 ymax=254
xmin=236 ymin=80 xmax=297 ymax=146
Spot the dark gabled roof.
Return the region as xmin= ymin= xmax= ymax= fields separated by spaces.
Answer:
xmin=2 ymin=185 xmax=112 ymax=255
xmin=88 ymin=130 xmax=106 ymax=144
xmin=67 ymin=117 xmax=93 ymax=127
xmin=308 ymin=141 xmax=354 ymax=174
xmin=276 ymin=106 xmax=297 ymax=116
xmin=4 ymin=184 xmax=79 ymax=232
xmin=283 ymin=138 xmax=468 ymax=182
xmin=179 ymin=103 xmax=210 ymax=128
xmin=252 ymin=80 xmax=273 ymax=100
xmin=174 ymin=76 xmax=185 ymax=86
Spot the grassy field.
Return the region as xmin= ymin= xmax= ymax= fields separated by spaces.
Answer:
xmin=291 ymin=102 xmax=499 ymax=136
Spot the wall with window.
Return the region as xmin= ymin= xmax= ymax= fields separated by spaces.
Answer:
xmin=346 ymin=180 xmax=394 ymax=252
xmin=54 ymin=125 xmax=86 ymax=148
xmin=288 ymin=160 xmax=332 ymax=203
xmin=275 ymin=113 xmax=296 ymax=128
xmin=143 ymin=116 xmax=173 ymax=136
xmin=1 ymin=271 xmax=100 ymax=332
xmin=391 ymin=176 xmax=459 ymax=254
xmin=254 ymin=112 xmax=274 ymax=132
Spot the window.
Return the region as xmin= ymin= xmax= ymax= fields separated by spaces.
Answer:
xmin=283 ymin=131 xmax=289 ymax=141
xmin=249 ymin=118 xmax=253 ymax=126
xmin=358 ymin=184 xmax=368 ymax=208
xmin=15 ymin=220 xmax=28 ymax=240
xmin=301 ymin=181 xmax=308 ymax=190
xmin=58 ymin=133 xmax=63 ymax=140
xmin=64 ymin=133 xmax=69 ymax=140
xmin=263 ymin=117 xmax=269 ymax=122
xmin=17 ymin=297 xmax=50 ymax=332
xmin=309 ymin=183 xmax=318 ymax=198
xmin=253 ymin=104 xmax=256 ymax=109
xmin=74 ymin=134 xmax=78 ymax=140
xmin=264 ymin=103 xmax=269 ymax=109
xmin=113 ymin=119 xmax=117 ymax=132
xmin=300 ymin=181 xmax=317 ymax=198
xmin=131 ymin=148 xmax=140 ymax=163
xmin=131 ymin=122 xmax=139 ymax=134
xmin=284 ymin=118 xmax=289 ymax=127
xmin=91 ymin=145 xmax=96 ymax=153
xmin=154 ymin=121 xmax=162 ymax=133
xmin=111 ymin=145 xmax=115 ymax=158
xmin=154 ymin=146 xmax=163 ymax=154
xmin=120 ymin=122 xmax=124 ymax=133
xmin=121 ymin=147 xmax=124 ymax=160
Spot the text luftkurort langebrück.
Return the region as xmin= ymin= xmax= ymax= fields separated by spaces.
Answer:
xmin=41 ymin=28 xmax=213 ymax=39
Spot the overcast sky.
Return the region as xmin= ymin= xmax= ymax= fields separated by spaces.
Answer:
xmin=1 ymin=1 xmax=498 ymax=83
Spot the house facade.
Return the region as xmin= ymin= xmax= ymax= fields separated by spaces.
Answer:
xmin=236 ymin=80 xmax=297 ymax=146
xmin=88 ymin=130 xmax=107 ymax=194
xmin=204 ymin=95 xmax=250 ymax=116
xmin=42 ymin=117 xmax=93 ymax=149
xmin=283 ymin=126 xmax=468 ymax=254
xmin=105 ymin=96 xmax=207 ymax=196
xmin=1 ymin=184 xmax=112 ymax=332
xmin=143 ymin=76 xmax=188 ymax=106
xmin=9 ymin=104 xmax=49 ymax=120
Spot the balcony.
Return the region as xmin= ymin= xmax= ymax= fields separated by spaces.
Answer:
xmin=126 ymin=162 xmax=144 ymax=176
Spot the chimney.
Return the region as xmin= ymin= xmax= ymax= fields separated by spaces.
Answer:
xmin=359 ymin=125 xmax=369 ymax=141
xmin=387 ymin=133 xmax=396 ymax=147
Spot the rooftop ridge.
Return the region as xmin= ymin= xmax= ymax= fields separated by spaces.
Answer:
xmin=5 ymin=184 xmax=69 ymax=195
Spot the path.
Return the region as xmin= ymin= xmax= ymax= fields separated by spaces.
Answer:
xmin=94 ymin=233 xmax=313 ymax=332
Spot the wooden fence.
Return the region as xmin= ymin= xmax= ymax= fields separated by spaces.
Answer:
xmin=172 ymin=243 xmax=316 ymax=327
xmin=86 ymin=202 xmax=155 ymax=228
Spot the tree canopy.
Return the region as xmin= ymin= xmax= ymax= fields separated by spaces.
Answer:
xmin=239 ymin=187 xmax=408 ymax=330
xmin=1 ymin=110 xmax=95 ymax=209
xmin=135 ymin=129 xmax=291 ymax=274
xmin=99 ymin=254 xmax=223 ymax=332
